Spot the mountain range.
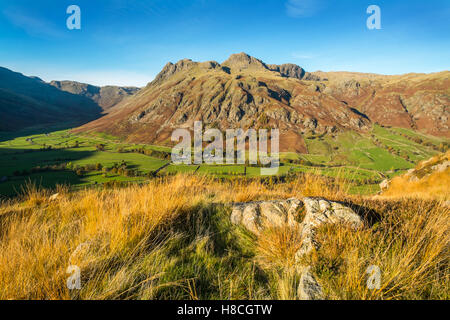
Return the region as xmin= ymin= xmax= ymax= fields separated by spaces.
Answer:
xmin=1 ymin=53 xmax=448 ymax=152
xmin=75 ymin=53 xmax=449 ymax=152
xmin=0 ymin=67 xmax=138 ymax=132
xmin=49 ymin=80 xmax=139 ymax=111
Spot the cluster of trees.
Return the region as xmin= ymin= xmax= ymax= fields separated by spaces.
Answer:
xmin=212 ymin=170 xmax=305 ymax=185
xmin=102 ymin=180 xmax=128 ymax=189
xmin=40 ymin=144 xmax=54 ymax=151
xmin=437 ymin=142 xmax=449 ymax=152
xmin=284 ymin=158 xmax=317 ymax=166
xmin=101 ymin=161 xmax=141 ymax=178
xmin=117 ymin=146 xmax=172 ymax=161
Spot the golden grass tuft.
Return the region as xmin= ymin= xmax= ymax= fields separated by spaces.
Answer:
xmin=256 ymin=226 xmax=303 ymax=270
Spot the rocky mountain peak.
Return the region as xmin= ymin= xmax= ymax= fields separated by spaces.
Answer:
xmin=152 ymin=59 xmax=199 ymax=85
xmin=75 ymin=54 xmax=449 ymax=150
xmin=222 ymin=52 xmax=268 ymax=71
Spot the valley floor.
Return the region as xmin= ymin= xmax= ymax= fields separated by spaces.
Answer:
xmin=0 ymin=125 xmax=447 ymax=198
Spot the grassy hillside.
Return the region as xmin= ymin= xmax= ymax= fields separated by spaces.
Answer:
xmin=380 ymin=151 xmax=450 ymax=200
xmin=0 ymin=128 xmax=448 ymax=299
xmin=0 ymin=175 xmax=448 ymax=299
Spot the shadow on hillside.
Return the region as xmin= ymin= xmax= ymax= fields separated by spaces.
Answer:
xmin=0 ymin=119 xmax=100 ymax=143
xmin=0 ymin=147 xmax=96 ymax=198
xmin=342 ymin=201 xmax=382 ymax=226
xmin=126 ymin=201 xmax=269 ymax=299
xmin=0 ymin=67 xmax=105 ymax=139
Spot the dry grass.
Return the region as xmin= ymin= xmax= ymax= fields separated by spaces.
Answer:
xmin=0 ymin=174 xmax=296 ymax=300
xmin=382 ymin=169 xmax=450 ymax=201
xmin=310 ymin=199 xmax=450 ymax=299
xmin=0 ymin=173 xmax=448 ymax=300
xmin=0 ymin=177 xmax=204 ymax=299
xmin=256 ymin=226 xmax=303 ymax=270
xmin=381 ymin=151 xmax=450 ymax=201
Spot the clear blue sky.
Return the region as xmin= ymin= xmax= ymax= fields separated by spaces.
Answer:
xmin=0 ymin=0 xmax=449 ymax=86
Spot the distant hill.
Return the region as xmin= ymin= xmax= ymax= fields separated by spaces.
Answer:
xmin=313 ymin=70 xmax=450 ymax=138
xmin=0 ymin=67 xmax=139 ymax=132
xmin=75 ymin=53 xmax=449 ymax=152
xmin=49 ymin=80 xmax=139 ymax=111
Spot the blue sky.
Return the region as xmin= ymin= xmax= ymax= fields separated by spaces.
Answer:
xmin=0 ymin=0 xmax=449 ymax=86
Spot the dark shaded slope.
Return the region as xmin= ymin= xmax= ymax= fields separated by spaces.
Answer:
xmin=0 ymin=67 xmax=103 ymax=133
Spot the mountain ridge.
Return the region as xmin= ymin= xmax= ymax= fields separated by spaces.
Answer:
xmin=0 ymin=67 xmax=139 ymax=132
xmin=74 ymin=53 xmax=449 ymax=152
xmin=49 ymin=80 xmax=140 ymax=111
xmin=2 ymin=53 xmax=447 ymax=149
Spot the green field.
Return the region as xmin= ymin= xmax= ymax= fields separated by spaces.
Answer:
xmin=0 ymin=125 xmax=447 ymax=197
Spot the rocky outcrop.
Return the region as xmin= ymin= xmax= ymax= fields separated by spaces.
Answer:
xmin=229 ymin=197 xmax=367 ymax=299
xmin=49 ymin=193 xmax=59 ymax=201
xmin=230 ymin=197 xmax=364 ymax=256
xmin=379 ymin=179 xmax=390 ymax=191
xmin=230 ymin=198 xmax=302 ymax=235
xmin=296 ymin=198 xmax=364 ymax=259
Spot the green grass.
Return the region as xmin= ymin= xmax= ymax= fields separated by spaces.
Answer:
xmin=301 ymin=129 xmax=432 ymax=172
xmin=68 ymin=151 xmax=167 ymax=173
xmin=146 ymin=204 xmax=269 ymax=299
xmin=0 ymin=126 xmax=447 ymax=197
xmin=0 ymin=130 xmax=169 ymax=196
xmin=372 ymin=126 xmax=440 ymax=161
xmin=0 ymin=171 xmax=83 ymax=196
